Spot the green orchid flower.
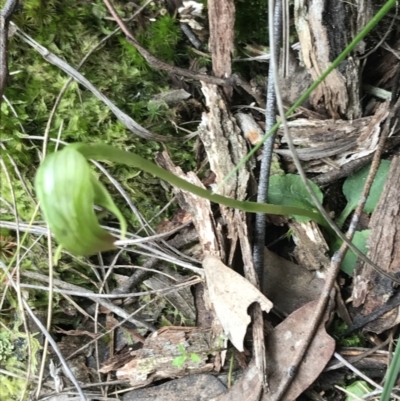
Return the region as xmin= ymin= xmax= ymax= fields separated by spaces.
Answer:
xmin=35 ymin=147 xmax=127 ymax=256
xmin=35 ymin=143 xmax=324 ymax=257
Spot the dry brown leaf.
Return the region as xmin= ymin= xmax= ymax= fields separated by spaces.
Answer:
xmin=203 ymin=256 xmax=273 ymax=352
xmin=263 ymin=248 xmax=324 ymax=316
xmin=263 ymin=300 xmax=335 ymax=401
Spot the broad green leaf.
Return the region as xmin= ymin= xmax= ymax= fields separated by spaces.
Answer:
xmin=332 ymin=230 xmax=370 ymax=275
xmin=345 ymin=381 xmax=372 ymax=401
xmin=35 ymin=147 xmax=126 ymax=256
xmin=336 ymin=160 xmax=390 ymax=228
xmin=190 ymin=353 xmax=201 ymax=363
xmin=172 ymin=355 xmax=186 ymax=367
xmin=268 ymin=174 xmax=323 ymax=223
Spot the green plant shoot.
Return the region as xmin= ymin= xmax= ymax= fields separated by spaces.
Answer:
xmin=34 ymin=143 xmax=324 ymax=256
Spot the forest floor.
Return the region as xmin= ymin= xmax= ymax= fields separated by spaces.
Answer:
xmin=1 ymin=0 xmax=400 ymax=400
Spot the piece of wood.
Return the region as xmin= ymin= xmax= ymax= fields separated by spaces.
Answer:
xmin=155 ymin=151 xmax=223 ymax=259
xmin=208 ymin=0 xmax=234 ymax=80
xmin=352 ymin=156 xmax=400 ymax=333
xmin=199 ymin=83 xmax=250 ymax=265
xmin=294 ymin=0 xmax=363 ymax=119
xmin=275 ymin=101 xmax=390 ymax=175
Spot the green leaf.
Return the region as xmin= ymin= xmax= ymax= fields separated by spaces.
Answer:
xmin=172 ymin=355 xmax=187 ymax=367
xmin=332 ymin=230 xmax=370 ymax=275
xmin=345 ymin=381 xmax=372 ymax=401
xmin=35 ymin=147 xmax=126 ymax=256
xmin=268 ymin=174 xmax=323 ymax=222
xmin=190 ymin=353 xmax=201 ymax=363
xmin=177 ymin=343 xmax=186 ymax=354
xmin=336 ymin=160 xmax=390 ymax=228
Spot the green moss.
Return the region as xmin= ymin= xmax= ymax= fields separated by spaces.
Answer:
xmin=0 ymin=328 xmax=41 ymax=400
xmin=1 ymin=0 xmax=195 ymax=232
xmin=235 ymin=0 xmax=269 ymax=44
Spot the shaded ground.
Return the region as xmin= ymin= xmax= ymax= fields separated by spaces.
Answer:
xmin=1 ymin=0 xmax=400 ymax=400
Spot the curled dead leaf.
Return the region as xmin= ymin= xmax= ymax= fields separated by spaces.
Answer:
xmin=202 ymin=256 xmax=273 ymax=351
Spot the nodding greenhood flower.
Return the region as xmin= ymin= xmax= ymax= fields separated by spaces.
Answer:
xmin=35 ymin=147 xmax=127 ymax=256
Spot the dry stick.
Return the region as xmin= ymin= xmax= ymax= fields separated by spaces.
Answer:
xmin=268 ymin=4 xmax=400 ymax=401
xmin=101 ymin=0 xmax=266 ymax=106
xmin=253 ymin=0 xmax=283 ymax=287
xmin=21 ymin=270 xmax=157 ymax=331
xmin=102 ymin=0 xmax=230 ymax=87
xmin=0 ymin=0 xmax=18 ymax=103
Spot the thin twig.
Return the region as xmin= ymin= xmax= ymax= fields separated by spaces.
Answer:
xmin=0 ymin=260 xmax=88 ymax=401
xmin=253 ymin=0 xmax=282 ymax=287
xmin=102 ymin=0 xmax=231 ymax=87
xmin=19 ymin=276 xmax=201 ymax=299
xmin=333 ymin=352 xmax=400 ymax=399
xmin=11 ymin=23 xmax=172 ymax=142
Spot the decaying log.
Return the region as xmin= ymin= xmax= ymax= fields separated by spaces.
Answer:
xmin=275 ymin=101 xmax=390 ymax=173
xmin=208 ymin=0 xmax=234 ymax=80
xmin=198 ymin=82 xmax=250 ymax=265
xmin=352 ymin=155 xmax=400 ymax=333
xmin=294 ymin=0 xmax=367 ymax=119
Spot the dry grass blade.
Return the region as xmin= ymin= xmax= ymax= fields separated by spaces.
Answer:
xmin=0 ymin=260 xmax=87 ymax=401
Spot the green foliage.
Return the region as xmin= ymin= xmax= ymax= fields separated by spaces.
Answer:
xmin=380 ymin=336 xmax=400 ymax=401
xmin=267 ymin=174 xmax=324 ymax=223
xmin=332 ymin=230 xmax=370 ymax=275
xmin=336 ymin=161 xmax=391 ymax=228
xmin=331 ymin=320 xmax=365 ymax=347
xmin=35 ymin=146 xmax=127 ymax=256
xmin=1 ymin=0 xmax=195 ymax=234
xmin=172 ymin=343 xmax=201 ymax=368
xmin=0 ymin=327 xmax=41 ymax=400
xmin=345 ymin=381 xmax=373 ymax=401
xmin=0 ymin=329 xmax=13 ymax=362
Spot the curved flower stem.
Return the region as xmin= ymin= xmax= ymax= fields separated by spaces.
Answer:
xmin=70 ymin=143 xmax=326 ymax=226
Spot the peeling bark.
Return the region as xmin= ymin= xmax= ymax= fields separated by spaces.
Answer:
xmin=352 ymin=156 xmax=400 ymax=333
xmin=294 ymin=0 xmax=368 ymax=119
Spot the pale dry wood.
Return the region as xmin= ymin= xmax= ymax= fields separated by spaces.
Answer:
xmin=275 ymin=101 xmax=389 ymax=173
xmin=290 ymin=221 xmax=330 ymax=272
xmin=198 ymin=82 xmax=250 ymax=265
xmin=101 ymin=326 xmax=214 ymax=387
xmin=155 ymin=151 xmax=223 ymax=259
xmin=155 ymin=151 xmax=226 ymax=364
xmin=352 ymin=155 xmax=400 ymax=333
xmin=208 ymin=0 xmax=234 ymax=99
xmin=202 ymin=0 xmax=267 ymax=387
xmin=235 ymin=112 xmax=264 ymax=146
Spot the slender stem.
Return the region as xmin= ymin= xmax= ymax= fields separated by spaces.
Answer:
xmin=70 ymin=143 xmax=325 ymax=224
